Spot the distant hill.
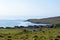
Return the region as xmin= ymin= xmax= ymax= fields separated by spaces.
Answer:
xmin=27 ymin=16 xmax=60 ymax=24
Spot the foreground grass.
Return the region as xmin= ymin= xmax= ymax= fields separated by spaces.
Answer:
xmin=0 ymin=28 xmax=60 ymax=40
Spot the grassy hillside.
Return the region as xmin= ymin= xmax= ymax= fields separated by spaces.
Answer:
xmin=27 ymin=16 xmax=60 ymax=24
xmin=0 ymin=28 xmax=60 ymax=40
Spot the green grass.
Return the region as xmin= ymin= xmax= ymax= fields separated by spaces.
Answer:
xmin=0 ymin=28 xmax=60 ymax=40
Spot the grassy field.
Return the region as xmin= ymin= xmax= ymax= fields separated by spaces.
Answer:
xmin=0 ymin=28 xmax=60 ymax=40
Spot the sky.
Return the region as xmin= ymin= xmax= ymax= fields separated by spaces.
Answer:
xmin=0 ymin=0 xmax=60 ymax=20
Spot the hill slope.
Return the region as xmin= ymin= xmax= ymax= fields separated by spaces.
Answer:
xmin=27 ymin=16 xmax=60 ymax=24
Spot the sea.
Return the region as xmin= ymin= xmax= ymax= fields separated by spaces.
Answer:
xmin=0 ymin=20 xmax=24 ymax=27
xmin=0 ymin=20 xmax=50 ymax=27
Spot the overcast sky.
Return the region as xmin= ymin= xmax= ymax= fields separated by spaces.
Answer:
xmin=0 ymin=0 xmax=60 ymax=20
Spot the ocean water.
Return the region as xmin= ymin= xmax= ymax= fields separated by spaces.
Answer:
xmin=0 ymin=20 xmax=23 ymax=27
xmin=0 ymin=20 xmax=50 ymax=27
